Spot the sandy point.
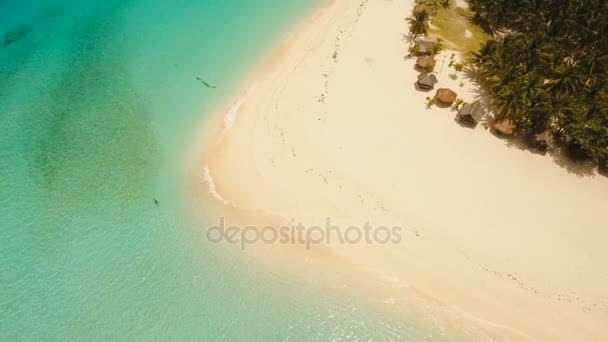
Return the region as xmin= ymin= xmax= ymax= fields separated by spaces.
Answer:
xmin=190 ymin=0 xmax=608 ymax=341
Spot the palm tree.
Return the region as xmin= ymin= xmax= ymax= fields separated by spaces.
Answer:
xmin=468 ymin=0 xmax=608 ymax=163
xmin=469 ymin=39 xmax=499 ymax=70
xmin=431 ymin=38 xmax=444 ymax=56
xmin=581 ymin=48 xmax=608 ymax=87
xmin=406 ymin=11 xmax=430 ymax=37
xmin=493 ymin=81 xmax=529 ymax=121
xmin=511 ymin=32 xmax=549 ymax=73
xmin=546 ymin=59 xmax=583 ymax=98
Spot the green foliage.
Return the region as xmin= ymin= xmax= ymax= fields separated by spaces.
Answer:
xmin=425 ymin=96 xmax=435 ymax=109
xmin=431 ymin=38 xmax=444 ymax=56
xmin=428 ymin=2 xmax=491 ymax=52
xmin=408 ymin=43 xmax=419 ymax=56
xmin=469 ymin=0 xmax=608 ymax=163
xmin=406 ymin=11 xmax=430 ymax=37
xmin=452 ymin=98 xmax=465 ymax=110
xmin=449 ymin=60 xmax=464 ymax=79
xmin=428 ymin=0 xmax=448 ymax=10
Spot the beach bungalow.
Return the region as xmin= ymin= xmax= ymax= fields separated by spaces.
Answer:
xmin=413 ymin=39 xmax=436 ymax=56
xmin=435 ymin=88 xmax=457 ymax=105
xmin=417 ymin=73 xmax=438 ymax=90
xmin=456 ymin=100 xmax=484 ymax=127
xmin=493 ymin=118 xmax=517 ymax=136
xmin=413 ymin=4 xmax=430 ymax=15
xmin=529 ymin=131 xmax=556 ymax=154
xmin=416 ymin=55 xmax=436 ymax=72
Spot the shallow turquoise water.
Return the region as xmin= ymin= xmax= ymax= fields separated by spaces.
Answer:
xmin=0 ymin=1 xmax=439 ymax=340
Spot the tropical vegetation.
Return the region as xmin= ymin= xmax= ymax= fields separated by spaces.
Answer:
xmin=407 ymin=10 xmax=430 ymax=37
xmin=467 ymin=0 xmax=608 ymax=164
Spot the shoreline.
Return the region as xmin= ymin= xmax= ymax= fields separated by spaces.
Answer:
xmin=191 ymin=0 xmax=608 ymax=340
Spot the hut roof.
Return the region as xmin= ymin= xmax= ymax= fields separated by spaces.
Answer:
xmin=413 ymin=4 xmax=430 ymax=14
xmin=493 ymin=118 xmax=517 ymax=136
xmin=416 ymin=45 xmax=430 ymax=55
xmin=416 ymin=55 xmax=436 ymax=70
xmin=436 ymin=88 xmax=457 ymax=104
xmin=534 ymin=131 xmax=556 ymax=149
xmin=417 ymin=73 xmax=438 ymax=89
xmin=458 ymin=100 xmax=484 ymax=121
xmin=414 ymin=39 xmax=436 ymax=55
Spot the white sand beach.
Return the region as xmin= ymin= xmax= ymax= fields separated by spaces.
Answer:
xmin=195 ymin=0 xmax=608 ymax=340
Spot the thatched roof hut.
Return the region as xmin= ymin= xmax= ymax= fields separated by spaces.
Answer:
xmin=413 ymin=39 xmax=436 ymax=56
xmin=456 ymin=100 xmax=484 ymax=127
xmin=435 ymin=88 xmax=457 ymax=105
xmin=493 ymin=118 xmax=517 ymax=136
xmin=413 ymin=4 xmax=430 ymax=14
xmin=416 ymin=55 xmax=436 ymax=71
xmin=417 ymin=73 xmax=438 ymax=90
xmin=532 ymin=131 xmax=556 ymax=152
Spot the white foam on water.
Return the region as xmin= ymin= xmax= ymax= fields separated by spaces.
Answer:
xmin=202 ymin=164 xmax=232 ymax=205
xmin=224 ymin=84 xmax=257 ymax=129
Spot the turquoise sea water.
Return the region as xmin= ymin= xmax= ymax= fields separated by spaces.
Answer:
xmin=1 ymin=1 xmax=439 ymax=340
